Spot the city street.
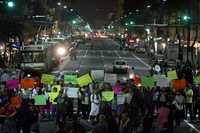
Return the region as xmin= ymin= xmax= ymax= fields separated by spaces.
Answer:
xmin=56 ymin=38 xmax=151 ymax=76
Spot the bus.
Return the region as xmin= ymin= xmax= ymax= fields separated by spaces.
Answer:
xmin=20 ymin=45 xmax=50 ymax=70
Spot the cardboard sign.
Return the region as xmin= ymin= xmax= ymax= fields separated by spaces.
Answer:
xmin=167 ymin=70 xmax=177 ymax=80
xmin=78 ymin=74 xmax=93 ymax=87
xmin=101 ymin=91 xmax=114 ymax=102
xmin=51 ymin=85 xmax=61 ymax=93
xmin=194 ymin=75 xmax=200 ymax=84
xmin=41 ymin=74 xmax=55 ymax=84
xmin=104 ymin=73 xmax=117 ymax=84
xmin=91 ymin=70 xmax=104 ymax=82
xmin=153 ymin=75 xmax=169 ymax=87
xmin=64 ymin=75 xmax=78 ymax=84
xmin=48 ymin=92 xmax=59 ymax=104
xmin=141 ymin=76 xmax=155 ymax=88
xmin=20 ymin=78 xmax=34 ymax=89
xmin=112 ymin=85 xmax=122 ymax=95
xmin=34 ymin=95 xmax=47 ymax=105
xmin=117 ymin=94 xmax=125 ymax=105
xmin=10 ymin=96 xmax=21 ymax=108
xmin=67 ymin=87 xmax=79 ymax=98
xmin=172 ymin=79 xmax=187 ymax=90
xmin=6 ymin=80 xmax=19 ymax=89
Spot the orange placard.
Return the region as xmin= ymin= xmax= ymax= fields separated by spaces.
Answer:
xmin=172 ymin=79 xmax=187 ymax=90
xmin=10 ymin=96 xmax=22 ymax=108
xmin=20 ymin=78 xmax=35 ymax=89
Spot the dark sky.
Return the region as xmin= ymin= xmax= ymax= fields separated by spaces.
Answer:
xmin=71 ymin=0 xmax=118 ymax=28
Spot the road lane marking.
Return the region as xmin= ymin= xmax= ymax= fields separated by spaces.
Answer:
xmin=184 ymin=120 xmax=200 ymax=133
xmin=101 ymin=51 xmax=104 ymax=58
xmin=115 ymin=50 xmax=122 ymax=59
xmin=84 ymin=50 xmax=88 ymax=57
xmin=132 ymin=53 xmax=151 ymax=69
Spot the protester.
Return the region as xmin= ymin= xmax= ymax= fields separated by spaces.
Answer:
xmin=185 ymin=87 xmax=193 ymax=120
xmin=89 ymin=90 xmax=100 ymax=122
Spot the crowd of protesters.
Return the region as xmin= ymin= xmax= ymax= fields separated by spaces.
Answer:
xmin=0 ymin=63 xmax=200 ymax=133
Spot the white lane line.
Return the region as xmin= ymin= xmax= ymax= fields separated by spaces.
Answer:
xmin=101 ymin=50 xmax=104 ymax=58
xmin=184 ymin=120 xmax=200 ymax=133
xmin=115 ymin=50 xmax=122 ymax=59
xmin=84 ymin=50 xmax=88 ymax=57
xmin=132 ymin=53 xmax=151 ymax=69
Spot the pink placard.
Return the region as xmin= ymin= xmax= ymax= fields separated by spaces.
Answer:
xmin=6 ymin=80 xmax=19 ymax=89
xmin=112 ymin=85 xmax=122 ymax=95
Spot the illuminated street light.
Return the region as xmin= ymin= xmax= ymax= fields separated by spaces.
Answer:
xmin=72 ymin=20 xmax=77 ymax=24
xmin=63 ymin=5 xmax=67 ymax=9
xmin=147 ymin=5 xmax=151 ymax=8
xmin=136 ymin=9 xmax=140 ymax=12
xmin=130 ymin=21 xmax=134 ymax=25
xmin=57 ymin=2 xmax=61 ymax=6
xmin=70 ymin=9 xmax=74 ymax=12
xmin=7 ymin=1 xmax=15 ymax=8
xmin=57 ymin=47 xmax=66 ymax=56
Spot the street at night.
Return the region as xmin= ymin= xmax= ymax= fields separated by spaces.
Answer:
xmin=1 ymin=0 xmax=200 ymax=133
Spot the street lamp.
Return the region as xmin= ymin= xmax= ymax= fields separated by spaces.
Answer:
xmin=72 ymin=20 xmax=77 ymax=24
xmin=63 ymin=5 xmax=67 ymax=9
xmin=57 ymin=2 xmax=61 ymax=6
xmin=130 ymin=21 xmax=134 ymax=25
xmin=7 ymin=1 xmax=15 ymax=8
xmin=147 ymin=5 xmax=151 ymax=8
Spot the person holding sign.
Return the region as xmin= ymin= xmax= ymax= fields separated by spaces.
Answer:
xmin=89 ymin=90 xmax=100 ymax=122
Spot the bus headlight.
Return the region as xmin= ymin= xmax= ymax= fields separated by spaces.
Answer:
xmin=57 ymin=47 xmax=66 ymax=56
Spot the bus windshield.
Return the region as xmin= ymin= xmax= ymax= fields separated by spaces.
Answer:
xmin=21 ymin=51 xmax=45 ymax=63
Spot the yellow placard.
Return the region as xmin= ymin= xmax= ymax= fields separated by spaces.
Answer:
xmin=51 ymin=85 xmax=61 ymax=93
xmin=77 ymin=74 xmax=93 ymax=87
xmin=48 ymin=92 xmax=59 ymax=104
xmin=41 ymin=74 xmax=55 ymax=84
xmin=102 ymin=91 xmax=114 ymax=102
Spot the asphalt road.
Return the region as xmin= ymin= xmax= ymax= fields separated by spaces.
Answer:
xmin=56 ymin=38 xmax=151 ymax=76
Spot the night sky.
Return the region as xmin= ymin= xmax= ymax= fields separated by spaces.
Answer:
xmin=71 ymin=0 xmax=118 ymax=28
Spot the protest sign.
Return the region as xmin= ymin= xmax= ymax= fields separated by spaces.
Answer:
xmin=194 ymin=75 xmax=200 ymax=84
xmin=167 ymin=70 xmax=177 ymax=80
xmin=117 ymin=94 xmax=125 ymax=105
xmin=67 ymin=87 xmax=79 ymax=98
xmin=64 ymin=75 xmax=78 ymax=84
xmin=77 ymin=74 xmax=93 ymax=87
xmin=91 ymin=70 xmax=104 ymax=82
xmin=101 ymin=91 xmax=114 ymax=102
xmin=141 ymin=76 xmax=155 ymax=88
xmin=48 ymin=92 xmax=59 ymax=104
xmin=51 ymin=85 xmax=61 ymax=93
xmin=20 ymin=78 xmax=34 ymax=89
xmin=172 ymin=79 xmax=187 ymax=90
xmin=104 ymin=73 xmax=117 ymax=84
xmin=10 ymin=96 xmax=21 ymax=108
xmin=153 ymin=75 xmax=169 ymax=87
xmin=34 ymin=95 xmax=47 ymax=105
xmin=112 ymin=85 xmax=122 ymax=95
xmin=41 ymin=74 xmax=55 ymax=84
xmin=6 ymin=80 xmax=19 ymax=89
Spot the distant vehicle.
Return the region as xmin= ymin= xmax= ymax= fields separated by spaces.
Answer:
xmin=113 ymin=60 xmax=129 ymax=73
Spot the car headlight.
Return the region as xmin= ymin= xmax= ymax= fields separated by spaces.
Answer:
xmin=57 ymin=47 xmax=66 ymax=56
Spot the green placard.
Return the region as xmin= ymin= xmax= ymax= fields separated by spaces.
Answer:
xmin=194 ymin=75 xmax=200 ymax=84
xmin=41 ymin=74 xmax=55 ymax=84
xmin=102 ymin=91 xmax=114 ymax=102
xmin=167 ymin=70 xmax=177 ymax=80
xmin=141 ymin=76 xmax=155 ymax=88
xmin=34 ymin=95 xmax=47 ymax=105
xmin=77 ymin=74 xmax=93 ymax=87
xmin=64 ymin=75 xmax=78 ymax=84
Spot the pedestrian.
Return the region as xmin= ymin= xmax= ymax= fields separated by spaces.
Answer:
xmin=185 ymin=87 xmax=193 ymax=120
xmin=173 ymin=91 xmax=185 ymax=127
xmin=89 ymin=90 xmax=100 ymax=122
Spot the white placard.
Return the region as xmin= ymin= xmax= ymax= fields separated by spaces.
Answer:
xmin=117 ymin=94 xmax=125 ymax=105
xmin=91 ymin=70 xmax=104 ymax=82
xmin=104 ymin=73 xmax=117 ymax=84
xmin=67 ymin=87 xmax=79 ymax=98
xmin=153 ymin=75 xmax=169 ymax=87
